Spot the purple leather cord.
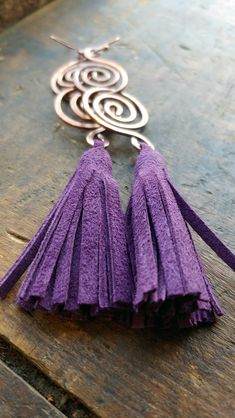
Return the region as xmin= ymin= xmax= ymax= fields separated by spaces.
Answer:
xmin=170 ymin=183 xmax=235 ymax=271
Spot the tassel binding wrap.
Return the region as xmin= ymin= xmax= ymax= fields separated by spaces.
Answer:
xmin=0 ymin=141 xmax=133 ymax=320
xmin=126 ymin=144 xmax=235 ymax=329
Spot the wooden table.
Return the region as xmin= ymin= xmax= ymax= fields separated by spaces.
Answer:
xmin=0 ymin=0 xmax=234 ymax=417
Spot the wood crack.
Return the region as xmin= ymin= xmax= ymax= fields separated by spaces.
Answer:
xmin=6 ymin=228 xmax=30 ymax=244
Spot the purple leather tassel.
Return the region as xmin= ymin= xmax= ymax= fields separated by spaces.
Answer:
xmin=0 ymin=141 xmax=132 ymax=318
xmin=126 ymin=144 xmax=235 ymax=329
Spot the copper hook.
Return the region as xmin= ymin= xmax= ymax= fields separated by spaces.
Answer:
xmin=50 ymin=35 xmax=77 ymax=51
xmin=50 ymin=35 xmax=120 ymax=56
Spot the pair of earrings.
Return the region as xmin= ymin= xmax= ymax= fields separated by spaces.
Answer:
xmin=0 ymin=37 xmax=234 ymax=330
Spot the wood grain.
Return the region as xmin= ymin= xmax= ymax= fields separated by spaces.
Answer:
xmin=0 ymin=0 xmax=234 ymax=417
xmin=0 ymin=359 xmax=65 ymax=417
xmin=0 ymin=0 xmax=54 ymax=33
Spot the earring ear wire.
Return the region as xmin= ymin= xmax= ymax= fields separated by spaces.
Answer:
xmin=50 ymin=35 xmax=77 ymax=51
xmin=50 ymin=34 xmax=120 ymax=56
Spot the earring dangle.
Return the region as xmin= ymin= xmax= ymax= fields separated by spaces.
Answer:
xmin=126 ymin=146 xmax=235 ymax=328
xmin=0 ymin=36 xmax=137 ymax=320
xmin=0 ymin=36 xmax=234 ymax=331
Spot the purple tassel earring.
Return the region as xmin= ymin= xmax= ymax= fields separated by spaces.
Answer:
xmin=0 ymin=37 xmax=134 ymax=320
xmin=126 ymin=145 xmax=235 ymax=329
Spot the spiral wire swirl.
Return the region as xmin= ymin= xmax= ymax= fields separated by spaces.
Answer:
xmin=51 ymin=49 xmax=153 ymax=149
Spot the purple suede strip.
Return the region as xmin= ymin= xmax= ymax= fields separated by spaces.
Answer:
xmin=102 ymin=175 xmax=133 ymax=305
xmin=170 ymin=183 xmax=235 ymax=271
xmin=185 ymin=219 xmax=223 ymax=314
xmin=77 ymin=173 xmax=100 ymax=306
xmin=98 ymin=184 xmax=110 ymax=309
xmin=51 ymin=192 xmax=84 ymax=306
xmin=126 ymin=176 xmax=158 ymax=306
xmin=64 ymin=214 xmax=83 ymax=311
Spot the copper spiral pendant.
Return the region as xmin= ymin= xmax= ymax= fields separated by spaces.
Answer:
xmin=50 ymin=36 xmax=153 ymax=149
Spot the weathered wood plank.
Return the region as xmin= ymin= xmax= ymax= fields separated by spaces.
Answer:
xmin=0 ymin=359 xmax=66 ymax=418
xmin=0 ymin=0 xmax=234 ymax=417
xmin=0 ymin=0 xmax=54 ymax=33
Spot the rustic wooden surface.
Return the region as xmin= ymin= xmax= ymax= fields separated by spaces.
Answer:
xmin=0 ymin=359 xmax=66 ymax=417
xmin=0 ymin=0 xmax=234 ymax=417
xmin=0 ymin=0 xmax=54 ymax=33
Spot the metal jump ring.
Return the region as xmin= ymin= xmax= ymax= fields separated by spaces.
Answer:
xmin=86 ymin=127 xmax=110 ymax=147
